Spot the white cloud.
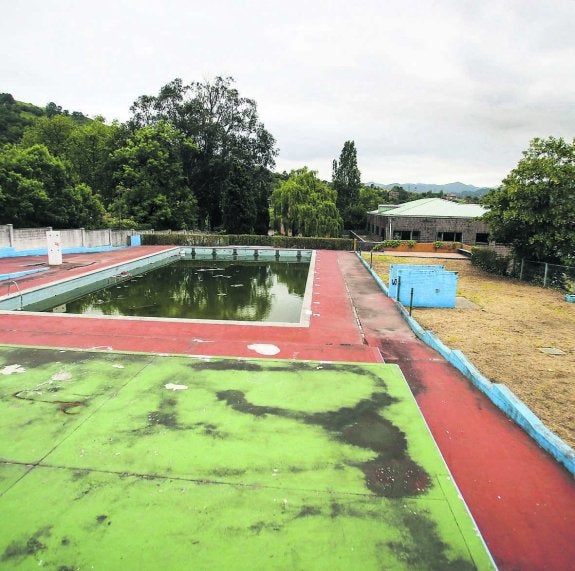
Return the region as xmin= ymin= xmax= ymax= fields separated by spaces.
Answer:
xmin=1 ymin=0 xmax=574 ymax=187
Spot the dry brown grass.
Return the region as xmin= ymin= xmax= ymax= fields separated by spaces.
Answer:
xmin=368 ymin=254 xmax=575 ymax=448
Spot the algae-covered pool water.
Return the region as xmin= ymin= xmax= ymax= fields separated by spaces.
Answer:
xmin=37 ymin=259 xmax=310 ymax=322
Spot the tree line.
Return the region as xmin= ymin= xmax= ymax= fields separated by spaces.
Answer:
xmin=1 ymin=85 xmax=573 ymax=263
xmin=0 ymin=84 xmax=445 ymax=237
xmin=0 ymin=78 xmax=277 ymax=233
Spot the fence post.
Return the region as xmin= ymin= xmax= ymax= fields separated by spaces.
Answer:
xmin=7 ymin=224 xmax=14 ymax=248
xmin=519 ymin=258 xmax=525 ymax=281
xmin=370 ymin=250 xmax=373 ymax=269
xmin=397 ymin=276 xmax=401 ymax=302
xmin=543 ymin=263 xmax=549 ymax=287
xmin=409 ymin=288 xmax=414 ymax=316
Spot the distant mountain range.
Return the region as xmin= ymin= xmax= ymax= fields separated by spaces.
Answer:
xmin=367 ymin=181 xmax=493 ymax=198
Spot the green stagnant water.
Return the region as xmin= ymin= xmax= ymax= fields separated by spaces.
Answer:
xmin=43 ymin=259 xmax=310 ymax=322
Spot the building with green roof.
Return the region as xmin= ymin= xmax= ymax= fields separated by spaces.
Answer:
xmin=367 ymin=198 xmax=491 ymax=244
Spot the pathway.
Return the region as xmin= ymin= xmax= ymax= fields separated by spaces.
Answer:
xmin=1 ymin=247 xmax=574 ymax=569
xmin=339 ymin=252 xmax=575 ymax=571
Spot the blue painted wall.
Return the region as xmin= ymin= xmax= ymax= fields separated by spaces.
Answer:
xmin=389 ymin=265 xmax=458 ymax=308
xmin=388 ymin=265 xmax=444 ymax=298
xmin=0 ymin=267 xmax=50 ymax=281
xmin=0 ymin=245 xmax=129 ymax=259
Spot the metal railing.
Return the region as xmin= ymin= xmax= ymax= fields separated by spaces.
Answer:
xmin=6 ymin=280 xmax=23 ymax=310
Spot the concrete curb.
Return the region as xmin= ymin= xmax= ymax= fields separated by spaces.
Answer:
xmin=356 ymin=252 xmax=575 ymax=476
xmin=0 ymin=267 xmax=50 ymax=282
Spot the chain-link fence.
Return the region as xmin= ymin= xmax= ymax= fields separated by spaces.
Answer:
xmin=509 ymin=259 xmax=575 ymax=293
xmin=356 ymin=237 xmax=575 ymax=294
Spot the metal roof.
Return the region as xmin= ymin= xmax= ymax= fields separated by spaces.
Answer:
xmin=374 ymin=198 xmax=487 ymax=218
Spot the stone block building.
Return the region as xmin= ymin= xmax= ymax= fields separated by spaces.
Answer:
xmin=366 ymin=198 xmax=491 ymax=245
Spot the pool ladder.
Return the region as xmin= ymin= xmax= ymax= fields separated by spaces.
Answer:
xmin=6 ymin=280 xmax=23 ymax=310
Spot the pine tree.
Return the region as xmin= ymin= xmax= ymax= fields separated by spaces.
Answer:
xmin=332 ymin=141 xmax=361 ymax=228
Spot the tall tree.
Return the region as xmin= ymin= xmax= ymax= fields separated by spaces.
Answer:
xmin=129 ymin=77 xmax=277 ymax=230
xmin=20 ymin=114 xmax=77 ymax=157
xmin=359 ymin=185 xmax=386 ymax=212
xmin=112 ymin=122 xmax=198 ymax=230
xmin=221 ymin=162 xmax=256 ymax=234
xmin=482 ymin=137 xmax=575 ymax=264
xmin=0 ymin=144 xmax=104 ymax=228
xmin=271 ymin=167 xmax=342 ymax=237
xmin=332 ymin=141 xmax=361 ymax=227
xmin=253 ymin=167 xmax=273 ymax=235
xmin=66 ymin=118 xmax=120 ymax=204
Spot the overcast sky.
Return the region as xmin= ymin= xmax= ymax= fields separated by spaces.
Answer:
xmin=2 ymin=0 xmax=574 ymax=187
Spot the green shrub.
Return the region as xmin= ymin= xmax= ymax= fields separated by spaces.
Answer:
xmin=142 ymin=233 xmax=354 ymax=251
xmin=406 ymin=240 xmax=417 ymax=248
xmin=372 ymin=240 xmax=399 ymax=251
xmin=433 ymin=241 xmax=444 ymax=249
xmin=471 ymin=247 xmax=510 ymax=275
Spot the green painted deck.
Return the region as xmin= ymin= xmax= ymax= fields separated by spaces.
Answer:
xmin=0 ymin=346 xmax=492 ymax=570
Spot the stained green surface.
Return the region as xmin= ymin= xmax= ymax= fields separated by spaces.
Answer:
xmin=34 ymin=259 xmax=309 ymax=322
xmin=0 ymin=346 xmax=494 ymax=570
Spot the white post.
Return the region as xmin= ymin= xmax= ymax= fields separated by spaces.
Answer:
xmin=46 ymin=231 xmax=63 ymax=265
xmin=7 ymin=224 xmax=14 ymax=247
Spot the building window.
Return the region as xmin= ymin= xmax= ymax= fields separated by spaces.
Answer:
xmin=475 ymin=233 xmax=489 ymax=244
xmin=437 ymin=231 xmax=462 ymax=242
xmin=392 ymin=230 xmax=420 ymax=240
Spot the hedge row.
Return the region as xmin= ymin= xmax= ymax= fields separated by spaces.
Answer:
xmin=142 ymin=233 xmax=355 ymax=251
xmin=471 ymin=247 xmax=510 ymax=275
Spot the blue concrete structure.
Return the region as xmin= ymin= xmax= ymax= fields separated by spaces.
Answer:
xmin=0 ymin=267 xmax=50 ymax=282
xmin=388 ymin=265 xmax=444 ymax=298
xmin=389 ymin=264 xmax=458 ymax=308
xmin=396 ymin=304 xmax=575 ymax=476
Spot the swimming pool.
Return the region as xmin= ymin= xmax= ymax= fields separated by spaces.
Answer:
xmin=0 ymin=248 xmax=316 ymax=327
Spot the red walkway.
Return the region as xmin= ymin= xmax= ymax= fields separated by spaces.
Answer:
xmin=1 ymin=247 xmax=574 ymax=570
xmin=339 ymin=254 xmax=575 ymax=571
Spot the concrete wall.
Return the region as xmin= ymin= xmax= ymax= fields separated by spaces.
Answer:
xmin=0 ymin=226 xmax=52 ymax=250
xmin=0 ymin=225 xmax=136 ymax=257
xmin=367 ymin=214 xmax=490 ymax=244
xmin=60 ymin=229 xmax=84 ymax=249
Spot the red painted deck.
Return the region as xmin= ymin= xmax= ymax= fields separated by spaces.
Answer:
xmin=0 ymin=248 xmax=378 ymax=362
xmin=1 ymin=247 xmax=574 ymax=570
